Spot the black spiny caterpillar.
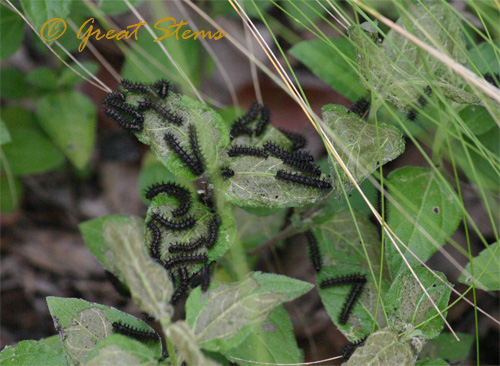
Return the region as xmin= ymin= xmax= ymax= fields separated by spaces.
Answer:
xmin=146 ymin=220 xmax=162 ymax=263
xmin=145 ymin=182 xmax=191 ymax=217
xmin=152 ymin=213 xmax=196 ymax=231
xmin=254 ymin=105 xmax=270 ymax=136
xmin=275 ymin=170 xmax=331 ymax=190
xmin=163 ymin=253 xmax=208 ymax=270
xmin=164 ymin=133 xmax=204 ymax=175
xmin=104 ymin=107 xmax=142 ymax=132
xmin=120 ymin=79 xmax=151 ymax=94
xmin=169 ymin=237 xmax=206 ymax=253
xmin=112 ymin=321 xmax=159 ymax=341
xmin=304 ymin=230 xmax=321 ymax=272
xmin=154 ymin=79 xmax=170 ymax=99
xmin=205 ymin=215 xmax=220 ymax=249
xmin=278 ymin=128 xmax=307 ymax=151
xmin=227 ymin=145 xmax=268 ymax=158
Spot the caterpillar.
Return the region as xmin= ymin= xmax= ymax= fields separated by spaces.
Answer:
xmin=230 ymin=123 xmax=253 ymax=139
xmin=227 ymin=145 xmax=268 ymax=158
xmin=199 ymin=182 xmax=214 ymax=210
xmin=102 ymin=90 xmax=125 ymax=104
xmin=170 ymin=267 xmax=189 ymax=304
xmin=342 ymin=336 xmax=367 ymax=360
xmin=254 ymin=105 xmax=270 ymax=136
xmin=319 ymin=274 xmax=367 ymax=324
xmin=220 ymin=166 xmax=234 ymax=178
xmin=263 ymin=142 xmax=314 ymax=163
xmin=234 ymin=101 xmax=261 ymax=126
xmin=154 ymin=79 xmax=170 ymax=99
xmin=278 ymin=128 xmax=307 ymax=151
xmin=103 ymin=98 xmax=144 ymax=123
xmin=104 ymin=107 xmax=142 ymax=132
xmin=120 ymin=79 xmax=151 ymax=94
xmin=282 ymin=156 xmax=321 ymax=177
xmin=137 ymin=98 xmax=183 ymax=126
xmin=350 ymin=97 xmax=370 ymax=117
xmin=275 ymin=170 xmax=331 ymax=190
xmin=145 ymin=182 xmax=191 ymax=217
xmin=152 ymin=213 xmax=196 ymax=231
xmin=168 ymin=237 xmax=206 ymax=253
xmin=112 ymin=321 xmax=159 ymax=341
xmin=205 ymin=215 xmax=220 ymax=249
xmin=188 ymin=124 xmax=205 ymax=171
xmin=163 ymin=253 xmax=208 ymax=270
xmin=164 ymin=133 xmax=204 ymax=175
xmin=304 ymin=230 xmax=321 ymax=272
xmin=146 ymin=220 xmax=162 ymax=262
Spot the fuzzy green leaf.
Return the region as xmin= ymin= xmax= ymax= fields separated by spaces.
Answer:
xmin=223 ymin=125 xmax=332 ymax=208
xmin=123 ymin=92 xmax=229 ymax=180
xmin=0 ymin=339 xmax=67 ymax=366
xmin=459 ymin=105 xmax=497 ymax=135
xmin=235 ymin=208 xmax=287 ymax=251
xmin=384 ymin=266 xmax=452 ymax=339
xmin=385 ymin=167 xmax=462 ymax=278
xmin=289 ymin=37 xmax=366 ymax=100
xmin=1 ymin=107 xmax=65 ymax=175
xmin=165 ymin=321 xmax=221 ymax=366
xmin=85 ymin=335 xmax=158 ymax=366
xmin=468 ymin=42 xmax=500 ymax=75
xmin=419 ymin=331 xmax=474 ymax=363
xmin=102 ymin=216 xmax=174 ymax=320
xmin=20 ymin=0 xmax=72 ymax=32
xmin=26 ymin=68 xmax=58 ymax=90
xmin=46 ymin=297 xmax=161 ymax=365
xmin=0 ymin=7 xmax=25 ymax=61
xmin=344 ymin=328 xmax=418 ymax=366
xmin=459 ymin=242 xmax=500 ymax=291
xmin=0 ymin=67 xmax=30 ymax=100
xmin=415 ymin=359 xmax=448 ymax=366
xmin=349 ymin=2 xmax=479 ymax=110
xmin=317 ymin=264 xmax=388 ymax=340
xmin=58 ymin=61 xmax=100 ymax=88
xmin=37 ymin=91 xmax=96 ymax=169
xmin=222 ymin=306 xmax=303 ymax=366
xmin=322 ymin=104 xmax=404 ymax=197
xmin=185 ymin=272 xmax=313 ymax=352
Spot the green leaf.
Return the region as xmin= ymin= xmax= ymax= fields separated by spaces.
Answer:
xmin=0 ymin=67 xmax=30 ymax=100
xmin=99 ymin=215 xmax=174 ymax=319
xmin=453 ymin=126 xmax=500 ymax=191
xmin=283 ymin=0 xmax=326 ymax=30
xmin=0 ymin=175 xmax=23 ymax=213
xmin=289 ymin=37 xmax=366 ymax=100
xmin=459 ymin=105 xmax=497 ymax=135
xmin=384 ymin=167 xmax=462 ymax=278
xmin=459 ymin=242 xmax=500 ymax=291
xmin=165 ymin=321 xmax=221 ymax=366
xmin=37 ymin=91 xmax=96 ymax=169
xmin=85 ymin=334 xmax=159 ymax=365
xmin=317 ymin=264 xmax=388 ymax=340
xmin=0 ymin=6 xmax=25 ymax=60
xmin=46 ymin=297 xmax=161 ymax=365
xmin=121 ymin=24 xmax=201 ymax=93
xmin=0 ymin=339 xmax=67 ymax=366
xmin=0 ymin=118 xmax=11 ymax=145
xmin=223 ymin=125 xmax=332 ymax=208
xmin=344 ymin=328 xmax=417 ymax=366
xmin=349 ymin=3 xmax=478 ymax=110
xmin=122 ymin=92 xmax=229 ymax=180
xmin=221 ymin=306 xmax=303 ymax=366
xmin=235 ymin=207 xmax=287 ymax=251
xmin=71 ymin=0 xmax=144 ymax=16
xmin=19 ymin=0 xmax=72 ymax=32
xmin=312 ymin=210 xmax=388 ymax=280
xmin=415 ymin=359 xmax=448 ymax=366
xmin=185 ymin=272 xmax=313 ymax=352
xmin=26 ymin=67 xmax=58 ymax=90
xmin=322 ymin=104 xmax=405 ymax=197
xmin=468 ymin=41 xmax=500 ymax=75
xmin=419 ymin=331 xmax=474 ymax=363
xmin=37 ymin=335 xmax=65 ymax=354
xmin=1 ymin=107 xmax=65 ymax=175
xmin=57 ymin=61 xmax=99 ymax=88
xmin=384 ymin=266 xmax=452 ymax=339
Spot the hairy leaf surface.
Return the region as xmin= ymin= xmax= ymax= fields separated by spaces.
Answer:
xmin=459 ymin=242 xmax=500 ymax=291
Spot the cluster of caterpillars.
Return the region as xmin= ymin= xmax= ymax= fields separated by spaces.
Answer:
xmin=222 ymin=103 xmax=332 ymax=190
xmin=103 ymin=79 xmax=205 ymax=176
xmin=144 ymin=182 xmax=218 ymax=304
